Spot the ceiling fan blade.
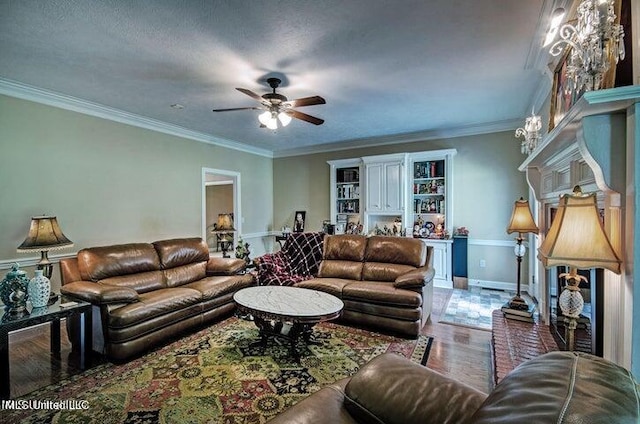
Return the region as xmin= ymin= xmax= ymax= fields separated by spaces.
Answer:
xmin=287 ymin=110 xmax=324 ymax=125
xmin=286 ymin=96 xmax=326 ymax=108
xmin=236 ymin=88 xmax=269 ymax=104
xmin=212 ymin=106 xmax=261 ymax=112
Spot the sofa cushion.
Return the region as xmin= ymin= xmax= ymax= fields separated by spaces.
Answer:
xmin=323 ymin=235 xmax=367 ymax=262
xmin=318 ymin=260 xmax=363 ymax=280
xmin=342 ymin=282 xmax=422 ymax=308
xmin=183 ymin=275 xmax=253 ymax=301
xmin=295 ymin=278 xmax=353 ymax=298
xmin=100 ymin=270 xmax=166 ymax=294
xmin=362 ymin=262 xmax=416 ymax=282
xmin=78 ymin=243 xmax=161 ymax=282
xmin=164 ymin=262 xmax=208 ymax=287
xmin=470 ymin=351 xmax=640 ymax=423
xmin=108 ymin=287 xmax=203 ymax=328
xmin=153 ymin=238 xmax=209 ymax=269
xmin=364 ymin=236 xmax=426 ymax=268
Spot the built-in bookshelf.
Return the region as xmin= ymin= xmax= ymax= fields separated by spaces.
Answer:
xmin=412 ymin=159 xmax=446 ymax=237
xmin=328 ymin=159 xmax=363 ymax=234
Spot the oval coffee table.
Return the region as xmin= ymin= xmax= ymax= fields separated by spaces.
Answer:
xmin=233 ymin=286 xmax=344 ymax=360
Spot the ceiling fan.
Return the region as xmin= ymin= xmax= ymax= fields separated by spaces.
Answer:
xmin=212 ymin=77 xmax=326 ymax=129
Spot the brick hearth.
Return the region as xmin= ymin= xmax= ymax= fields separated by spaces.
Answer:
xmin=491 ymin=309 xmax=559 ymax=386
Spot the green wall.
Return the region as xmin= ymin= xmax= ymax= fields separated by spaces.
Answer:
xmin=0 ymin=94 xmax=273 ymax=289
xmin=272 ymin=131 xmax=530 ymax=286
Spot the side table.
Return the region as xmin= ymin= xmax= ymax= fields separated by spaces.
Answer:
xmin=0 ymin=297 xmax=92 ymax=399
xmin=275 ymin=234 xmax=289 ymax=249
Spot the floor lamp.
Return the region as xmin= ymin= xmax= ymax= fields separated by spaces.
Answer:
xmin=502 ymin=198 xmax=539 ymax=321
xmin=538 ymin=186 xmax=621 ymax=351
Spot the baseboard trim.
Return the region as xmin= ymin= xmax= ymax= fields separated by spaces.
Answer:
xmin=468 ymin=278 xmax=529 ymax=293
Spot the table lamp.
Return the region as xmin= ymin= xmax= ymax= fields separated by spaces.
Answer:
xmin=213 ymin=213 xmax=235 ymax=258
xmin=503 ymin=198 xmax=539 ymax=321
xmin=538 ymin=186 xmax=621 ymax=350
xmin=17 ymin=216 xmax=73 ymax=303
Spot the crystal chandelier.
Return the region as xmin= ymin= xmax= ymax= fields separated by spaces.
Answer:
xmin=515 ymin=111 xmax=542 ymax=155
xmin=549 ymin=0 xmax=625 ymax=94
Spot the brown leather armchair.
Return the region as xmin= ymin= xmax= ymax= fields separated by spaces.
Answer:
xmin=60 ymin=237 xmax=254 ymax=361
xmin=268 ymin=351 xmax=640 ymax=424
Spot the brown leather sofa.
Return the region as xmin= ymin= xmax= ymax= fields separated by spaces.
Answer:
xmin=294 ymin=235 xmax=434 ymax=338
xmin=269 ymin=351 xmax=640 ymax=424
xmin=60 ymin=237 xmax=254 ymax=361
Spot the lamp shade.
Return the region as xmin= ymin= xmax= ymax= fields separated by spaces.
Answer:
xmin=537 ymin=188 xmax=621 ymax=274
xmin=507 ymin=198 xmax=539 ymax=235
xmin=17 ymin=216 xmax=73 ymax=252
xmin=215 ymin=214 xmax=235 ymax=232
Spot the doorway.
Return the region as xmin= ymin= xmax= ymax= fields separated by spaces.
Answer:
xmin=202 ymin=168 xmax=241 ymax=252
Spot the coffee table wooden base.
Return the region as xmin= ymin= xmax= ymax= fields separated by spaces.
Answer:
xmin=250 ymin=316 xmax=323 ymax=360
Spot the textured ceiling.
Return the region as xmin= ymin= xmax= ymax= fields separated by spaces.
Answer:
xmin=0 ymin=0 xmax=553 ymax=155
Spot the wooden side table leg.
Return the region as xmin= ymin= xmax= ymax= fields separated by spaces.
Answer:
xmin=1 ymin=329 xmax=10 ymax=399
xmin=50 ymin=318 xmax=61 ymax=359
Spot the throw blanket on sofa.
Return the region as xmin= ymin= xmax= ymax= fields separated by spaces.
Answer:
xmin=256 ymin=232 xmax=325 ymax=285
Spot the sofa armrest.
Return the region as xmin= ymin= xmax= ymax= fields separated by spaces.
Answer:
xmin=344 ymin=353 xmax=486 ymax=424
xmin=393 ymin=266 xmax=435 ymax=289
xmin=60 ymin=281 xmax=139 ymax=305
xmin=206 ymin=257 xmax=247 ymax=275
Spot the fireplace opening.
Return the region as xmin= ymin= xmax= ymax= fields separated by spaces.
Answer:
xmin=549 ymin=266 xmax=604 ymax=356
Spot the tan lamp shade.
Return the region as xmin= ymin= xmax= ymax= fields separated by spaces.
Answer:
xmin=507 ymin=198 xmax=539 ymax=235
xmin=215 ymin=214 xmax=235 ymax=232
xmin=537 ymin=188 xmax=621 ymax=274
xmin=17 ymin=216 xmax=73 ymax=252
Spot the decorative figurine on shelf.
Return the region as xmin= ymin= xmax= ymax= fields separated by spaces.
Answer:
xmin=454 ymin=227 xmax=470 ymax=236
xmin=0 ymin=263 xmax=30 ymax=315
xmin=234 ymin=237 xmax=251 ymax=264
xmin=435 ymin=223 xmax=444 ymax=238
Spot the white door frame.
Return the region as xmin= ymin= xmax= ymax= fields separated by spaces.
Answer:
xmin=202 ymin=167 xmax=241 ymax=244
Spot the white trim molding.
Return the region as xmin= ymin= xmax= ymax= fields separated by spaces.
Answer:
xmin=0 ymin=252 xmax=77 ymax=270
xmin=468 ymin=278 xmax=526 ymax=293
xmin=0 ymin=78 xmax=273 ymax=158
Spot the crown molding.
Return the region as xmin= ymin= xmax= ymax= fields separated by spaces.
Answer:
xmin=0 ymin=78 xmax=273 ymax=158
xmin=272 ymin=118 xmax=522 ymax=158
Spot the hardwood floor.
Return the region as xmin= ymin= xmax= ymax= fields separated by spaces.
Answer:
xmin=7 ymin=287 xmax=492 ymax=399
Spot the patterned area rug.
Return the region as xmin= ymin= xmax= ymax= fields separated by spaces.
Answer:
xmin=438 ymin=287 xmax=515 ymax=330
xmin=7 ymin=317 xmax=433 ymax=424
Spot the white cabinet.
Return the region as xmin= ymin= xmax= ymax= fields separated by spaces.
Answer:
xmin=362 ymin=154 xmax=406 ymax=234
xmin=421 ymin=239 xmax=453 ymax=288
xmin=365 ymin=161 xmax=403 ymax=213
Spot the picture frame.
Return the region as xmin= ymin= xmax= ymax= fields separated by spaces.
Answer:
xmin=293 ymin=211 xmax=306 ymax=233
xmin=549 ymin=48 xmax=584 ymax=131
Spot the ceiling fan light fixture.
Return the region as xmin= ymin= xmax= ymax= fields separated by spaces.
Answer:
xmin=258 ymin=111 xmax=272 ymax=126
xmin=278 ymin=112 xmax=292 ymax=127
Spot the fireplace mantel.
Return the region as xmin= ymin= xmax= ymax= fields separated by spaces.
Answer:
xmin=518 ymin=85 xmax=640 ymax=368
